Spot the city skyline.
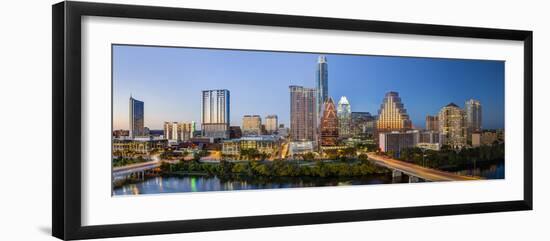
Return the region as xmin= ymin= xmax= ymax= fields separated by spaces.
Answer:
xmin=113 ymin=45 xmax=504 ymax=130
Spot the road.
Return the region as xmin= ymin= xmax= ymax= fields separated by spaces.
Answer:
xmin=367 ymin=152 xmax=481 ymax=182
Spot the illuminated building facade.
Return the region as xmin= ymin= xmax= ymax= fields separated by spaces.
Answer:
xmin=221 ymin=136 xmax=279 ymax=158
xmin=438 ymin=103 xmax=467 ymax=148
xmin=426 ymin=115 xmax=439 ymax=131
xmin=289 ymin=85 xmax=318 ymax=142
xmin=376 ymin=92 xmax=412 ymax=132
xmin=320 ymin=97 xmax=339 ymax=146
xmin=337 ymin=96 xmax=351 ymax=138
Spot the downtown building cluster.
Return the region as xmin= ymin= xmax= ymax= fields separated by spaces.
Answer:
xmin=113 ymin=56 xmax=503 ymax=160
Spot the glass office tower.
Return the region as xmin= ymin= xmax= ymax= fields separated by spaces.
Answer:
xmin=129 ymin=96 xmax=144 ymax=138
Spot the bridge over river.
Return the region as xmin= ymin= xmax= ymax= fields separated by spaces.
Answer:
xmin=367 ymin=152 xmax=481 ymax=182
xmin=112 ymin=158 xmax=181 ymax=181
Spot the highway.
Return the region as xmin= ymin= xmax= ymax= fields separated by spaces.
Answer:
xmin=367 ymin=152 xmax=481 ymax=182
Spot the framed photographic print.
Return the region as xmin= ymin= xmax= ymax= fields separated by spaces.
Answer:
xmin=52 ymin=1 xmax=533 ymax=240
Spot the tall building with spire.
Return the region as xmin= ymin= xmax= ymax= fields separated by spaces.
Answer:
xmin=439 ymin=103 xmax=467 ymax=148
xmin=289 ymin=85 xmax=317 ymax=142
xmin=320 ymin=97 xmax=339 ymax=146
xmin=337 ymin=96 xmax=351 ymax=138
xmin=376 ymin=91 xmax=412 ymax=133
xmin=129 ymin=96 xmax=144 ymax=138
xmin=316 ymin=56 xmax=328 ymax=119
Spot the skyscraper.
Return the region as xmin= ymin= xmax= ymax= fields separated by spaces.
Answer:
xmin=201 ymin=89 xmax=230 ymax=139
xmin=351 ymin=112 xmax=374 ymax=137
xmin=265 ymin=115 xmax=278 ymax=134
xmin=337 ymin=96 xmax=352 ymax=138
xmin=376 ymin=92 xmax=412 ymax=132
xmin=426 ymin=115 xmax=439 ymax=131
xmin=316 ymin=56 xmax=328 ymax=119
xmin=439 ymin=103 xmax=467 ymax=148
xmin=320 ymin=97 xmax=339 ymax=146
xmin=289 ymin=85 xmax=317 ymax=142
xmin=129 ymin=96 xmax=144 ymax=138
xmin=242 ymin=115 xmax=262 ymax=136
xmin=465 ymin=99 xmax=482 ymax=132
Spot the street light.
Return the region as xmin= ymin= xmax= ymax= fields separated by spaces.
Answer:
xmin=420 ymin=147 xmax=427 ymax=167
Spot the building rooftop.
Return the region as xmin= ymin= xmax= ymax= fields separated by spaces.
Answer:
xmin=446 ymin=102 xmax=459 ymax=107
xmin=223 ymin=135 xmax=279 ymax=142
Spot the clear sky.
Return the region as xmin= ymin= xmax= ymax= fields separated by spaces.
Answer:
xmin=112 ymin=44 xmax=504 ymax=130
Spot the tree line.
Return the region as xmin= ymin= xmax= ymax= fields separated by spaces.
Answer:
xmin=394 ymin=143 xmax=505 ymax=169
xmin=112 ymin=156 xmax=148 ymax=167
xmin=161 ymin=154 xmax=383 ymax=178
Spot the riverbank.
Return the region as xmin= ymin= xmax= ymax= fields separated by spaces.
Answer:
xmin=112 ymin=173 xmax=399 ymax=195
xmin=112 ymin=160 xmax=505 ymax=195
xmin=159 ymin=158 xmax=387 ymax=179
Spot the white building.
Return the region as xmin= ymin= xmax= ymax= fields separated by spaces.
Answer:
xmin=201 ymin=89 xmax=230 ymax=139
xmin=289 ymin=141 xmax=315 ymax=156
xmin=265 ymin=115 xmax=278 ymax=134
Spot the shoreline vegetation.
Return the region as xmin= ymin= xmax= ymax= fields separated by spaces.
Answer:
xmin=391 ymin=143 xmax=505 ymax=171
xmin=112 ymin=144 xmax=505 ymax=188
xmin=160 ymin=155 xmax=384 ymax=179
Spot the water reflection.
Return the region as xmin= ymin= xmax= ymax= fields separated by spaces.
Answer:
xmin=112 ymin=162 xmax=505 ymax=196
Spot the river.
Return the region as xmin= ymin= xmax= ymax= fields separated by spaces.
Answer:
xmin=112 ymin=161 xmax=504 ymax=196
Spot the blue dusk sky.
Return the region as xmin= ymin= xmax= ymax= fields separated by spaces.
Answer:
xmin=112 ymin=45 xmax=504 ymax=130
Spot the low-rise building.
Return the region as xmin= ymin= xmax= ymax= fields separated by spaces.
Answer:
xmin=417 ymin=142 xmax=441 ymax=151
xmin=471 ymin=132 xmax=482 ymax=147
xmin=222 ymin=135 xmax=280 ymax=158
xmin=481 ymin=131 xmax=498 ymax=145
xmin=113 ymin=137 xmax=168 ymax=154
xmin=288 ymin=141 xmax=315 ymax=156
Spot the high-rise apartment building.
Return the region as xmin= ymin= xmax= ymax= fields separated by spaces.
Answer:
xmin=337 ymin=96 xmax=351 ymax=138
xmin=289 ymin=85 xmax=317 ymax=142
xmin=163 ymin=122 xmax=193 ymax=142
xmin=426 ymin=115 xmax=439 ymax=131
xmin=265 ymin=115 xmax=278 ymax=134
xmin=320 ymin=97 xmax=339 ymax=146
xmin=438 ymin=103 xmax=467 ymax=148
xmin=465 ymin=99 xmax=482 ymax=132
xmin=376 ymin=92 xmax=412 ymax=132
xmin=242 ymin=115 xmax=262 ymax=136
xmin=129 ymin=96 xmax=145 ymax=138
xmin=316 ymin=56 xmax=328 ymax=119
xmin=201 ymin=89 xmax=230 ymax=139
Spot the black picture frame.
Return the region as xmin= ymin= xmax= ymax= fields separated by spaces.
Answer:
xmin=52 ymin=1 xmax=533 ymax=240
